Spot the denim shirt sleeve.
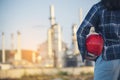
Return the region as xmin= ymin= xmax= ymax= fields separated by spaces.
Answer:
xmin=76 ymin=5 xmax=100 ymax=61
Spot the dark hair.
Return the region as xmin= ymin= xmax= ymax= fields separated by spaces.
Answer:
xmin=101 ymin=0 xmax=120 ymax=10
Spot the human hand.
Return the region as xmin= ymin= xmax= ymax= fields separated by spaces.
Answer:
xmin=85 ymin=52 xmax=97 ymax=61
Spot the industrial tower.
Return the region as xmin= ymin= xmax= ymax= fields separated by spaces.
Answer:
xmin=2 ymin=32 xmax=5 ymax=63
xmin=14 ymin=31 xmax=22 ymax=61
xmin=48 ymin=5 xmax=63 ymax=67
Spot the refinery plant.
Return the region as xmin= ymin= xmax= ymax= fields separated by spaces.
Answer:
xmin=0 ymin=5 xmax=94 ymax=69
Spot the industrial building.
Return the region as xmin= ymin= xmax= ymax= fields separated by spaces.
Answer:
xmin=0 ymin=5 xmax=94 ymax=68
xmin=37 ymin=5 xmax=67 ymax=68
xmin=0 ymin=32 xmax=37 ymax=68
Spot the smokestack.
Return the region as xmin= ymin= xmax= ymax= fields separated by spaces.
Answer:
xmin=79 ymin=8 xmax=83 ymax=24
xmin=17 ymin=31 xmax=21 ymax=60
xmin=11 ymin=33 xmax=14 ymax=52
xmin=50 ymin=5 xmax=56 ymax=26
xmin=15 ymin=31 xmax=21 ymax=61
xmin=2 ymin=32 xmax=5 ymax=63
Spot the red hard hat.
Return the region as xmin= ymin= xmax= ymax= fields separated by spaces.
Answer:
xmin=85 ymin=33 xmax=104 ymax=56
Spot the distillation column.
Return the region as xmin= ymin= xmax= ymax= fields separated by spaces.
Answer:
xmin=10 ymin=33 xmax=15 ymax=57
xmin=72 ymin=24 xmax=79 ymax=55
xmin=11 ymin=33 xmax=14 ymax=52
xmin=48 ymin=5 xmax=63 ymax=67
xmin=53 ymin=24 xmax=63 ymax=67
xmin=47 ymin=5 xmax=56 ymax=67
xmin=57 ymin=24 xmax=63 ymax=67
xmin=48 ymin=28 xmax=53 ymax=59
xmin=14 ymin=31 xmax=22 ymax=61
xmin=2 ymin=32 xmax=5 ymax=63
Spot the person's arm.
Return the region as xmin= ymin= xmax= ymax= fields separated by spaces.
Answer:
xmin=77 ymin=5 xmax=100 ymax=62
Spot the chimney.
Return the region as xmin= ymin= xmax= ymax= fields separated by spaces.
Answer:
xmin=11 ymin=33 xmax=14 ymax=52
xmin=15 ymin=31 xmax=21 ymax=61
xmin=50 ymin=5 xmax=56 ymax=26
xmin=2 ymin=32 xmax=5 ymax=63
xmin=79 ymin=8 xmax=83 ymax=24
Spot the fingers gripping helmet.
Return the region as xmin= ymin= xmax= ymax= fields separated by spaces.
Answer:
xmin=85 ymin=33 xmax=104 ymax=56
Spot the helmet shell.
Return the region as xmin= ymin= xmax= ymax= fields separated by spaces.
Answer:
xmin=86 ymin=33 xmax=104 ymax=56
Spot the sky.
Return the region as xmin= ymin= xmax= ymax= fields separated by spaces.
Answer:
xmin=0 ymin=0 xmax=100 ymax=51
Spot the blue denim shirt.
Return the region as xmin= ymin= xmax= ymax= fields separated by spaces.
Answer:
xmin=77 ymin=2 xmax=120 ymax=61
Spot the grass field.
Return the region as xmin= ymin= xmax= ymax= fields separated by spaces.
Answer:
xmin=0 ymin=67 xmax=94 ymax=80
xmin=1 ymin=71 xmax=94 ymax=80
